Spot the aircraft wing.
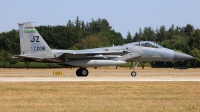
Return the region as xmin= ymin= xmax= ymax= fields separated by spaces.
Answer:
xmin=56 ymin=49 xmax=142 ymax=60
xmin=57 ymin=49 xmax=130 ymax=55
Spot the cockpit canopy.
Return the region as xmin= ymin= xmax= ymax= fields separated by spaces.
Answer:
xmin=127 ymin=41 xmax=163 ymax=48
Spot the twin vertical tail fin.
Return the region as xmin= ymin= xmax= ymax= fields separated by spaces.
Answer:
xmin=18 ymin=22 xmax=52 ymax=55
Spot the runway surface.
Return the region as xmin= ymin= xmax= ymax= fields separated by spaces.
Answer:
xmin=0 ymin=76 xmax=200 ymax=82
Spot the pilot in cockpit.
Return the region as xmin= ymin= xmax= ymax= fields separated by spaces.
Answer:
xmin=129 ymin=41 xmax=162 ymax=48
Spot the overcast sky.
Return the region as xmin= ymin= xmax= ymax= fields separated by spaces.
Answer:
xmin=0 ymin=0 xmax=200 ymax=38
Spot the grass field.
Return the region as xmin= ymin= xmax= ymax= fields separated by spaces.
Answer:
xmin=0 ymin=82 xmax=200 ymax=112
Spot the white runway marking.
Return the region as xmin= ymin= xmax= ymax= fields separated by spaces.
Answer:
xmin=0 ymin=76 xmax=200 ymax=82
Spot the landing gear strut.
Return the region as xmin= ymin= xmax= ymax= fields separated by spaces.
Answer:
xmin=130 ymin=61 xmax=141 ymax=70
xmin=130 ymin=61 xmax=140 ymax=77
xmin=76 ymin=68 xmax=89 ymax=77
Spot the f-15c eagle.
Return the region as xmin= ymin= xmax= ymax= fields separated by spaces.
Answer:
xmin=14 ymin=22 xmax=193 ymax=77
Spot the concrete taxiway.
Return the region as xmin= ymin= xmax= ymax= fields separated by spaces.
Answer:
xmin=0 ymin=76 xmax=200 ymax=82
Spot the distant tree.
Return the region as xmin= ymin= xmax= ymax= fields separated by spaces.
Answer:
xmin=68 ymin=46 xmax=78 ymax=50
xmin=132 ymin=32 xmax=139 ymax=42
xmin=184 ymin=24 xmax=194 ymax=36
xmin=156 ymin=25 xmax=168 ymax=42
xmin=75 ymin=35 xmax=110 ymax=49
xmin=168 ymin=24 xmax=175 ymax=39
xmin=99 ymin=19 xmax=112 ymax=32
xmin=0 ymin=50 xmax=12 ymax=69
xmin=75 ymin=16 xmax=81 ymax=30
xmin=190 ymin=48 xmax=200 ymax=69
xmin=133 ymin=28 xmax=143 ymax=42
xmin=143 ymin=27 xmax=156 ymax=41
xmin=189 ymin=29 xmax=200 ymax=50
xmin=125 ymin=31 xmax=132 ymax=43
xmin=93 ymin=30 xmax=124 ymax=45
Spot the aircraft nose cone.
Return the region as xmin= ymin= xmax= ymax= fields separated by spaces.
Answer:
xmin=174 ymin=51 xmax=194 ymax=61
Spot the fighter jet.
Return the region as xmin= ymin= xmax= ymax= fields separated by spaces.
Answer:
xmin=14 ymin=22 xmax=193 ymax=77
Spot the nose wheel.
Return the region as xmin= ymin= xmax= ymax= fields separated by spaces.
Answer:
xmin=131 ymin=71 xmax=137 ymax=77
xmin=76 ymin=68 xmax=89 ymax=77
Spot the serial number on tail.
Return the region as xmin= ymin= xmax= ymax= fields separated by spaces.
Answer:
xmin=33 ymin=46 xmax=46 ymax=51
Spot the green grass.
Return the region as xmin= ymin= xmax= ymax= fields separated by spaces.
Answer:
xmin=0 ymin=62 xmax=63 ymax=68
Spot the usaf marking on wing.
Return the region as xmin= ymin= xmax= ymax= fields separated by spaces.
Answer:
xmin=14 ymin=22 xmax=193 ymax=77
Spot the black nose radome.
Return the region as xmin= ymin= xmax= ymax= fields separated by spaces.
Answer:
xmin=174 ymin=51 xmax=194 ymax=61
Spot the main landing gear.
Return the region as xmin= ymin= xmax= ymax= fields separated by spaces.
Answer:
xmin=76 ymin=68 xmax=89 ymax=77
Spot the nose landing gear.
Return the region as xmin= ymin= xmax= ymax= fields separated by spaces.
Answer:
xmin=130 ymin=61 xmax=140 ymax=77
xmin=131 ymin=71 xmax=137 ymax=77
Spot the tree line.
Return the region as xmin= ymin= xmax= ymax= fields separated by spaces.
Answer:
xmin=0 ymin=17 xmax=200 ymax=68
